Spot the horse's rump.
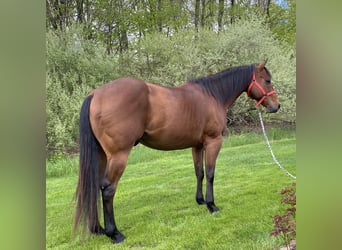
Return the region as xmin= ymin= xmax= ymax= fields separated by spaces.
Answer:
xmin=89 ymin=78 xmax=149 ymax=153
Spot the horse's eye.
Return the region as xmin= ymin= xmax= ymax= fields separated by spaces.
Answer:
xmin=265 ymin=79 xmax=271 ymax=84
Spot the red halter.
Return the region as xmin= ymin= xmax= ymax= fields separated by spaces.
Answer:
xmin=247 ymin=72 xmax=276 ymax=106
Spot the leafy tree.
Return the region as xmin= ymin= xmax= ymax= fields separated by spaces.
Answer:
xmin=268 ymin=0 xmax=296 ymax=47
xmin=46 ymin=0 xmax=296 ymax=51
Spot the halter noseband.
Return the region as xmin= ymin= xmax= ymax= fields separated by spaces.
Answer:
xmin=247 ymin=72 xmax=276 ymax=106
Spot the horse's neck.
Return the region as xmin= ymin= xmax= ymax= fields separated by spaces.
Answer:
xmin=223 ymin=79 xmax=250 ymax=109
xmin=180 ymin=66 xmax=253 ymax=109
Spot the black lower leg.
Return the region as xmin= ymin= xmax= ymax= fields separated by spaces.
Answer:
xmin=206 ymin=169 xmax=219 ymax=213
xmin=196 ymin=171 xmax=206 ymax=205
xmin=101 ymin=183 xmax=126 ymax=243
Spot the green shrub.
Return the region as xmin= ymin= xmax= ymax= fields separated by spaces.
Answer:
xmin=46 ymin=74 xmax=87 ymax=154
xmin=46 ymin=25 xmax=120 ymax=90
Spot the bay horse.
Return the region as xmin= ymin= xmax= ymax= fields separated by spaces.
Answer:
xmin=74 ymin=60 xmax=280 ymax=243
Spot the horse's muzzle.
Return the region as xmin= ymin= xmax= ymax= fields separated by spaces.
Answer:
xmin=267 ymin=103 xmax=280 ymax=113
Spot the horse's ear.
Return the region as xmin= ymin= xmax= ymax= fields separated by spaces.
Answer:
xmin=256 ymin=60 xmax=267 ymax=72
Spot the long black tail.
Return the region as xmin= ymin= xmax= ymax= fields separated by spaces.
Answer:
xmin=74 ymin=95 xmax=100 ymax=234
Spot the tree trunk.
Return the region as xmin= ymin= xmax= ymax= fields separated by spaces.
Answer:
xmin=266 ymin=0 xmax=271 ymax=17
xmin=195 ymin=0 xmax=200 ymax=31
xmin=157 ymin=0 xmax=162 ymax=32
xmin=207 ymin=0 xmax=214 ymax=29
xmin=200 ymin=0 xmax=206 ymax=27
xmin=119 ymin=28 xmax=129 ymax=53
xmin=230 ymin=0 xmax=235 ymax=25
xmin=76 ymin=0 xmax=84 ymax=23
xmin=46 ymin=0 xmax=58 ymax=29
xmin=218 ymin=0 xmax=224 ymax=31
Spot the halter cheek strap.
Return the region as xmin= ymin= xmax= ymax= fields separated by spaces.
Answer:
xmin=247 ymin=72 xmax=276 ymax=106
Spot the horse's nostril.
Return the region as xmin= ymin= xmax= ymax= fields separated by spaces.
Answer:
xmin=268 ymin=104 xmax=280 ymax=113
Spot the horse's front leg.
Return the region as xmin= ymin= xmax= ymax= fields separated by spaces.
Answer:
xmin=192 ymin=146 xmax=205 ymax=205
xmin=204 ymin=137 xmax=222 ymax=213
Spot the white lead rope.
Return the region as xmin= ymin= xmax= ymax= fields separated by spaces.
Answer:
xmin=258 ymin=111 xmax=296 ymax=179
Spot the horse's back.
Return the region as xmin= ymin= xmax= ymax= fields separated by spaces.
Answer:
xmin=90 ymin=77 xmax=149 ymax=115
xmin=89 ymin=78 xmax=149 ymax=153
xmin=91 ymin=77 xmax=148 ymax=99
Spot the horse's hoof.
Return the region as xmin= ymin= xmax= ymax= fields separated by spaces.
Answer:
xmin=207 ymin=202 xmax=220 ymax=213
xmin=113 ymin=231 xmax=126 ymax=244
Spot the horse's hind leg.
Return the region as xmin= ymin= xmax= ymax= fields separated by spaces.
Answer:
xmin=100 ymin=151 xmax=130 ymax=243
xmin=192 ymin=146 xmax=206 ymax=205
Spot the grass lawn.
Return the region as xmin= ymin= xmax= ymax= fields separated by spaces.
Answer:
xmin=46 ymin=128 xmax=296 ymax=249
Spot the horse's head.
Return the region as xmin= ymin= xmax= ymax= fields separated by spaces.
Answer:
xmin=247 ymin=60 xmax=280 ymax=113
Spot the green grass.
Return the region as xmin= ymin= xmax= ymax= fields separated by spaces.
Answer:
xmin=46 ymin=128 xmax=296 ymax=249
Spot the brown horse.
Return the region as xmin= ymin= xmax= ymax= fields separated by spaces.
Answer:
xmin=74 ymin=60 xmax=280 ymax=243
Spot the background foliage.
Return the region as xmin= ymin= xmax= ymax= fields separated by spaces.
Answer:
xmin=46 ymin=0 xmax=296 ymax=155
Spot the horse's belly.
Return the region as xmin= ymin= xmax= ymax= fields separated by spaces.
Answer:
xmin=139 ymin=131 xmax=200 ymax=150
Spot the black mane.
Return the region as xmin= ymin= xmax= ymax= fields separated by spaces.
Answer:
xmin=190 ymin=64 xmax=255 ymax=105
